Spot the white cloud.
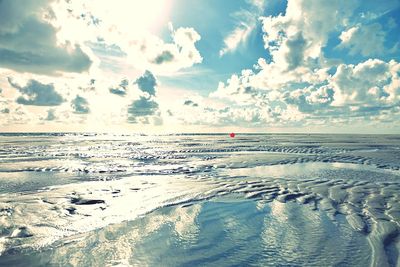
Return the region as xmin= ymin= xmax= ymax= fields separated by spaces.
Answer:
xmin=204 ymin=0 xmax=400 ymax=129
xmin=0 ymin=0 xmax=93 ymax=75
xmin=0 ymin=1 xmax=201 ymax=130
xmin=219 ymin=1 xmax=265 ymax=57
xmin=51 ymin=1 xmax=202 ymax=75
xmin=208 ymin=51 xmax=400 ymax=126
xmin=50 ymin=0 xmax=172 ymax=44
xmin=337 ymin=23 xmax=386 ymax=57
xmin=248 ymin=0 xmax=266 ymax=11
xmin=261 ymin=0 xmax=359 ymax=69
xmin=123 ymin=25 xmax=202 ymax=74
xmin=8 ymin=78 xmax=64 ymax=106
xmin=306 ymin=86 xmax=335 ymax=105
xmin=338 ymin=27 xmax=358 ymax=43
xmin=0 ymin=68 xmax=157 ymax=128
xmin=1 ymin=0 xmax=399 ymax=132
xmin=330 ymin=59 xmax=399 ymax=106
xmin=219 ymin=20 xmax=254 ymax=57
xmin=71 ymin=95 xmax=90 ymax=114
xmin=135 ymin=71 xmax=157 ymax=96
xmin=109 ymin=79 xmax=129 ymax=96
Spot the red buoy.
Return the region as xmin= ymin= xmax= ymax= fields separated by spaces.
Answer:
xmin=229 ymin=132 xmax=235 ymax=138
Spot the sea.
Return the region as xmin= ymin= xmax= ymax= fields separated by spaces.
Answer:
xmin=0 ymin=133 xmax=399 ymax=266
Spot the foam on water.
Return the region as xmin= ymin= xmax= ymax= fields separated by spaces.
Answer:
xmin=0 ymin=133 xmax=399 ymax=266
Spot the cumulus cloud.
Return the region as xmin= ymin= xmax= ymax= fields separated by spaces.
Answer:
xmin=127 ymin=97 xmax=161 ymax=125
xmin=152 ymin=50 xmax=174 ymax=64
xmin=1 ymin=0 xmax=398 ymax=131
xmin=337 ymin=23 xmax=386 ymax=57
xmin=71 ymin=95 xmax=90 ymax=114
xmin=8 ymin=78 xmax=64 ymax=106
xmin=1 ymin=108 xmax=10 ymax=114
xmin=284 ymin=32 xmax=307 ymax=70
xmin=127 ymin=70 xmax=162 ymax=124
xmin=0 ymin=0 xmax=92 ymax=75
xmin=183 ymin=100 xmax=198 ymax=107
xmin=0 ymin=97 xmax=35 ymax=126
xmin=330 ymin=59 xmax=398 ymax=105
xmin=210 ymin=69 xmax=263 ymax=104
xmin=1 ymin=68 xmax=165 ymax=127
xmin=45 ymin=1 xmax=203 ymax=75
xmin=210 ymin=56 xmax=400 ymax=127
xmin=53 ymin=1 xmax=203 ymax=74
xmin=45 ymin=109 xmax=56 ymax=121
xmin=283 ymin=86 xmax=335 ymax=113
xmin=128 ymin=97 xmax=159 ymax=117
xmin=135 ymin=71 xmax=157 ymax=96
xmin=109 ymin=79 xmax=129 ymax=96
xmin=0 ymin=98 xmax=10 ymax=114
xmin=261 ymin=0 xmax=358 ymax=68
xmin=121 ymin=24 xmax=202 ymax=74
xmin=205 ymin=0 xmax=400 ymax=129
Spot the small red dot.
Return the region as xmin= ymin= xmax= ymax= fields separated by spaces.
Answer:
xmin=229 ymin=133 xmax=235 ymax=138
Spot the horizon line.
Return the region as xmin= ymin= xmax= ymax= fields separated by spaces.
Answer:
xmin=0 ymin=131 xmax=398 ymax=136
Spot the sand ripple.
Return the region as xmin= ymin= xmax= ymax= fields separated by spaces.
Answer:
xmin=0 ymin=133 xmax=399 ymax=266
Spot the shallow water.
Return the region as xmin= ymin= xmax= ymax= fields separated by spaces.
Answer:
xmin=0 ymin=133 xmax=399 ymax=266
xmin=0 ymin=200 xmax=372 ymax=266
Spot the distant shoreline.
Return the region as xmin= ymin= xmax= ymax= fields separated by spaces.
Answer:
xmin=0 ymin=132 xmax=399 ymax=136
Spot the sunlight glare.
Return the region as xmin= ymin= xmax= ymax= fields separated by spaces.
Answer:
xmin=99 ymin=0 xmax=172 ymax=34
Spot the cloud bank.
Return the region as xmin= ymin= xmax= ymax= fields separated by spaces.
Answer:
xmin=0 ymin=0 xmax=92 ymax=75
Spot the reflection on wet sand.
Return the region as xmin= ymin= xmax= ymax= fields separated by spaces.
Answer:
xmin=0 ymin=133 xmax=399 ymax=266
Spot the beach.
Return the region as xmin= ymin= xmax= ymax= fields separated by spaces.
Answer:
xmin=0 ymin=133 xmax=399 ymax=266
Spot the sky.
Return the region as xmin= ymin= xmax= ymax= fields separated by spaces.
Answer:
xmin=0 ymin=0 xmax=400 ymax=133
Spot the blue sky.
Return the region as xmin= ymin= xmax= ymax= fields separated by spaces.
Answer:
xmin=0 ymin=0 xmax=399 ymax=133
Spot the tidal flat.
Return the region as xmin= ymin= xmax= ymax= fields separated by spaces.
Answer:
xmin=0 ymin=133 xmax=399 ymax=266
